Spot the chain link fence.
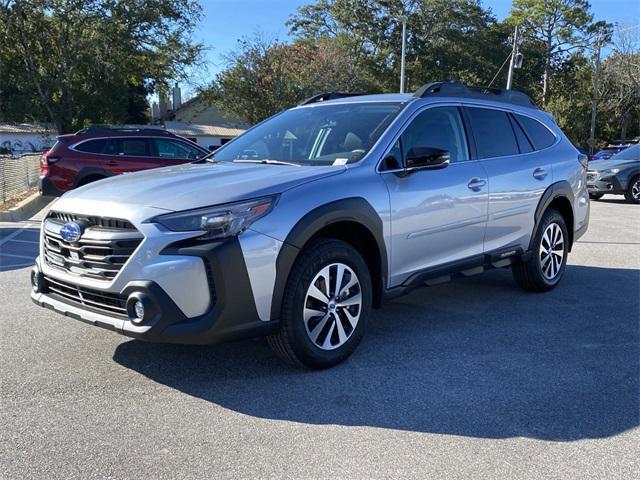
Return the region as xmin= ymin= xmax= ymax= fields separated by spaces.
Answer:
xmin=0 ymin=153 xmax=41 ymax=203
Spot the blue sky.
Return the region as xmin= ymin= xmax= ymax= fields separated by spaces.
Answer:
xmin=186 ymin=0 xmax=639 ymax=97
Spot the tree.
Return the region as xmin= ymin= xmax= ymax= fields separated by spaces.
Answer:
xmin=288 ymin=0 xmax=511 ymax=92
xmin=0 ymin=0 xmax=203 ymax=132
xmin=508 ymin=0 xmax=608 ymax=106
xmin=210 ymin=34 xmax=375 ymax=124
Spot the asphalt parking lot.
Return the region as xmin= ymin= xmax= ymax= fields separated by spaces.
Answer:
xmin=1 ymin=196 xmax=638 ymax=479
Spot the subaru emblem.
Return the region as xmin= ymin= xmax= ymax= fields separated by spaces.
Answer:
xmin=60 ymin=222 xmax=83 ymax=243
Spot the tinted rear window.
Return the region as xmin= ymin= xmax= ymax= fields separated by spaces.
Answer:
xmin=515 ymin=115 xmax=556 ymax=150
xmin=75 ymin=139 xmax=107 ymax=153
xmin=466 ymin=107 xmax=519 ymax=159
xmin=120 ymin=139 xmax=148 ymax=156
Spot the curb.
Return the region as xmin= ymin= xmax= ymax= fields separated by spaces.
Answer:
xmin=0 ymin=192 xmax=53 ymax=222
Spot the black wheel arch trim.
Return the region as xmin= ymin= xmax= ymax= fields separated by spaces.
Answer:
xmin=270 ymin=197 xmax=388 ymax=319
xmin=531 ymin=180 xmax=576 ymax=251
xmin=74 ymin=167 xmax=112 ymax=187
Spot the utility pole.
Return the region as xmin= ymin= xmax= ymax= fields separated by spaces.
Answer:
xmin=399 ymin=16 xmax=407 ymax=93
xmin=506 ymin=25 xmax=519 ymax=90
xmin=588 ymin=30 xmax=604 ymax=154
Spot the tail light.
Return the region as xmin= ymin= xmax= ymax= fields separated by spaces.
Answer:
xmin=40 ymin=154 xmax=61 ymax=176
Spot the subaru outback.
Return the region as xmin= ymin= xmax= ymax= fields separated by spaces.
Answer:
xmin=31 ymin=82 xmax=590 ymax=368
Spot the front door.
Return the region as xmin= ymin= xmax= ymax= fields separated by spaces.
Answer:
xmin=382 ymin=105 xmax=489 ymax=286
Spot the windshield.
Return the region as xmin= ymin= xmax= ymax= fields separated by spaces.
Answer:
xmin=211 ymin=102 xmax=404 ymax=166
xmin=610 ymin=144 xmax=639 ymax=160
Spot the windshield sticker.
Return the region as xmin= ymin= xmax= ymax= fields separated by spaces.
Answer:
xmin=333 ymin=158 xmax=348 ymax=166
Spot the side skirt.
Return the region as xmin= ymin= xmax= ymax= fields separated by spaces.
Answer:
xmin=382 ymin=246 xmax=527 ymax=302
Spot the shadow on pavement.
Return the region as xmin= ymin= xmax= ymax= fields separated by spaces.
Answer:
xmin=0 ymin=227 xmax=40 ymax=272
xmin=113 ymin=265 xmax=639 ymax=441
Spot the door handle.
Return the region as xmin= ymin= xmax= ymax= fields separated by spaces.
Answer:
xmin=467 ymin=178 xmax=486 ymax=191
xmin=533 ymin=168 xmax=547 ymax=180
xmin=105 ymin=160 xmax=118 ymax=167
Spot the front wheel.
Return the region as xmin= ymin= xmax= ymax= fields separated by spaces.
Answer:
xmin=512 ymin=209 xmax=569 ymax=292
xmin=624 ymin=176 xmax=640 ymax=204
xmin=267 ymin=238 xmax=372 ymax=369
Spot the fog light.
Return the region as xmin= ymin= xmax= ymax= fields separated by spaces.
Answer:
xmin=134 ymin=300 xmax=145 ymax=320
xmin=126 ymin=294 xmax=156 ymax=326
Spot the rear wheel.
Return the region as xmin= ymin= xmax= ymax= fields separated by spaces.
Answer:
xmin=267 ymin=238 xmax=372 ymax=369
xmin=589 ymin=192 xmax=604 ymax=200
xmin=624 ymin=175 xmax=640 ymax=204
xmin=77 ymin=175 xmax=105 ymax=187
xmin=512 ymin=209 xmax=569 ymax=292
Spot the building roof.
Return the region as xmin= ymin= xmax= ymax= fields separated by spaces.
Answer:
xmin=164 ymin=122 xmax=245 ymax=138
xmin=0 ymin=123 xmax=54 ymax=134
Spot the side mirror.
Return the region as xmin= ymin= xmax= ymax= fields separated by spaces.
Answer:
xmin=405 ymin=146 xmax=450 ymax=172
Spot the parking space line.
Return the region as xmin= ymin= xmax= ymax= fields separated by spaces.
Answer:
xmin=5 ymin=239 xmax=40 ymax=245
xmin=0 ymin=252 xmax=36 ymax=260
xmin=0 ymin=223 xmax=38 ymax=247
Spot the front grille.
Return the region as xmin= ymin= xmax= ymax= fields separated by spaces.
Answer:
xmin=44 ymin=275 xmax=127 ymax=317
xmin=43 ymin=213 xmax=143 ymax=281
xmin=48 ymin=211 xmax=136 ymax=231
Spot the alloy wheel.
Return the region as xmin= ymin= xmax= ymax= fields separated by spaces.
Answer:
xmin=632 ymin=178 xmax=640 ymax=200
xmin=303 ymin=262 xmax=362 ymax=350
xmin=539 ymin=222 xmax=565 ymax=280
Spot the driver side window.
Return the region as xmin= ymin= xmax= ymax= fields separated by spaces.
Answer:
xmin=400 ymin=106 xmax=469 ymax=165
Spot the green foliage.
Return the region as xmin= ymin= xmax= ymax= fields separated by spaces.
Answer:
xmin=210 ymin=34 xmax=375 ymax=125
xmin=0 ymin=0 xmax=203 ymax=132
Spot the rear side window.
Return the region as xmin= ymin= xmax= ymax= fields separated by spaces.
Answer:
xmin=119 ymin=138 xmax=149 ymax=156
xmin=508 ymin=115 xmax=534 ymax=154
xmin=515 ymin=115 xmax=556 ymax=150
xmin=75 ymin=139 xmax=107 ymax=154
xmin=466 ymin=107 xmax=519 ymax=159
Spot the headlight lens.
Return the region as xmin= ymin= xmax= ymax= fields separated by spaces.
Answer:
xmin=599 ymin=168 xmax=620 ymax=176
xmin=153 ymin=196 xmax=277 ymax=239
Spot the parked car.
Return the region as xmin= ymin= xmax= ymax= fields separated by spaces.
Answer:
xmin=587 ymin=143 xmax=640 ymax=203
xmin=31 ymin=82 xmax=589 ymax=368
xmin=39 ymin=126 xmax=209 ymax=196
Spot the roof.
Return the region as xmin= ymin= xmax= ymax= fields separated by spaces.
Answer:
xmin=164 ymin=121 xmax=245 ymax=138
xmin=0 ymin=123 xmax=54 ymax=134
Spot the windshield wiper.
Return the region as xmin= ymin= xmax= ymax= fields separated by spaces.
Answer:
xmin=232 ymin=159 xmax=301 ymax=167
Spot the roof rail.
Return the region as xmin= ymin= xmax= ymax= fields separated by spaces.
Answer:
xmin=414 ymin=81 xmax=538 ymax=108
xmin=75 ymin=126 xmax=174 ymax=136
xmin=299 ymin=92 xmax=366 ymax=106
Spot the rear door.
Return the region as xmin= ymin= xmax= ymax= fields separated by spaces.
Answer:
xmin=464 ymin=106 xmax=555 ymax=253
xmin=102 ymin=137 xmax=156 ymax=175
xmin=151 ymin=138 xmax=205 ymax=166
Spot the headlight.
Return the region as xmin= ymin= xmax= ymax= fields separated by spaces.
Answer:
xmin=153 ymin=196 xmax=277 ymax=239
xmin=599 ymin=168 xmax=620 ymax=176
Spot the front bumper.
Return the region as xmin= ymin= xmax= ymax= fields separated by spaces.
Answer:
xmin=32 ymin=237 xmax=278 ymax=344
xmin=587 ymin=176 xmax=624 ymax=194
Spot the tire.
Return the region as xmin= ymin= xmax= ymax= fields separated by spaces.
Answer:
xmin=512 ymin=209 xmax=569 ymax=292
xmin=624 ymin=175 xmax=640 ymax=204
xmin=267 ymin=238 xmax=372 ymax=369
xmin=589 ymin=192 xmax=604 ymax=200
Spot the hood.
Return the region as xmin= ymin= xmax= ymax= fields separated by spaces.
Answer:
xmin=57 ymin=162 xmax=345 ymax=212
xmin=589 ymin=159 xmax=639 ymax=171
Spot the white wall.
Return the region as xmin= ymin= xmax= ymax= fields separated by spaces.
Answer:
xmin=0 ymin=132 xmax=55 ymax=152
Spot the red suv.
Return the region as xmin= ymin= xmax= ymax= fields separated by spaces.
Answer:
xmin=39 ymin=127 xmax=210 ymax=196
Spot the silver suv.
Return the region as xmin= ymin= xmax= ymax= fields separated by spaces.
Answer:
xmin=31 ymin=82 xmax=590 ymax=368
